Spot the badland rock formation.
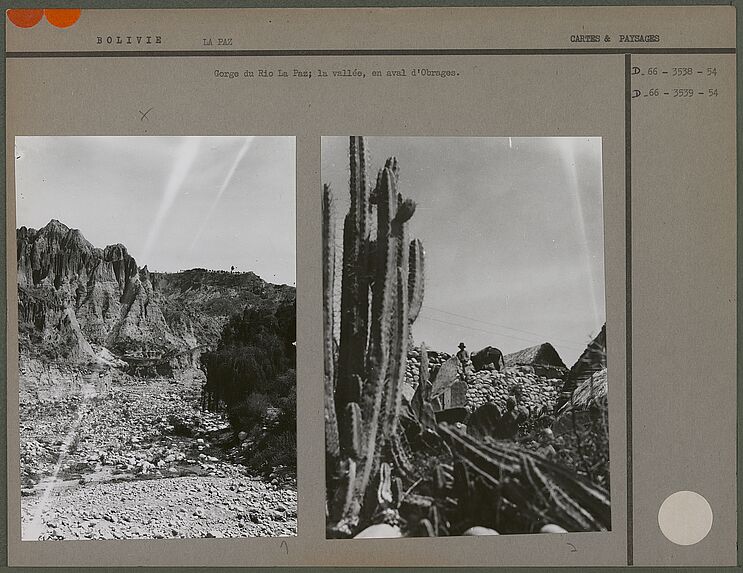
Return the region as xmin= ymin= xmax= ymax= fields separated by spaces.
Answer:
xmin=17 ymin=219 xmax=294 ymax=373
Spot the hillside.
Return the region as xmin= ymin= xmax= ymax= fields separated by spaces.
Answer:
xmin=151 ymin=269 xmax=295 ymax=358
xmin=17 ymin=220 xmax=294 ymax=374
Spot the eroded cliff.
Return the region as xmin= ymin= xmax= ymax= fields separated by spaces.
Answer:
xmin=17 ymin=220 xmax=295 ymax=375
xmin=18 ymin=220 xmax=175 ymax=362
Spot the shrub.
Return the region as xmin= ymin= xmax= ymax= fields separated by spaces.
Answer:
xmin=200 ymin=298 xmax=296 ymax=476
xmin=228 ymin=392 xmax=273 ymax=430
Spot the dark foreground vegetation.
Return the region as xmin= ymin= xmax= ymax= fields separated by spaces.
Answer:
xmin=201 ymin=297 xmax=296 ymax=477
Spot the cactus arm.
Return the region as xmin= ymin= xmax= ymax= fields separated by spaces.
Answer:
xmin=408 ymin=239 xmax=425 ymax=323
xmin=420 ymin=344 xmax=431 ymax=403
xmin=349 ymin=137 xmax=371 ymax=376
xmin=329 ymin=458 xmax=358 ymax=537
xmin=336 ymin=136 xmax=370 ymax=411
xmin=387 ymin=267 xmax=409 ymax=437
xmin=341 ymin=402 xmax=362 ymax=459
xmin=380 ymin=190 xmax=412 ymax=439
xmin=336 ymin=217 xmax=358 ymax=409
xmin=384 ymin=206 xmax=411 ymax=437
xmin=377 ymin=462 xmax=394 ymax=506
xmin=323 ymin=184 xmax=340 ymax=460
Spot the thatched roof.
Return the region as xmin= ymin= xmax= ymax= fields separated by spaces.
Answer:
xmin=503 ymin=343 xmax=566 ymax=369
xmin=560 ymin=324 xmax=606 ymax=400
xmin=557 ymin=368 xmax=607 ymax=417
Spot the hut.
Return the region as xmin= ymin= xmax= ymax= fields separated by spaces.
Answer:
xmin=556 ymin=324 xmax=606 ymax=411
xmin=554 ymin=367 xmax=608 ymax=435
xmin=503 ymin=342 xmax=568 ymax=379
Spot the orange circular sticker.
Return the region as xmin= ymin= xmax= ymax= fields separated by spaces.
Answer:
xmin=44 ymin=8 xmax=81 ymax=28
xmin=7 ymin=9 xmax=44 ymax=28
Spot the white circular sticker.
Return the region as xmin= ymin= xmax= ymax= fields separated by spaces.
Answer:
xmin=658 ymin=491 xmax=713 ymax=545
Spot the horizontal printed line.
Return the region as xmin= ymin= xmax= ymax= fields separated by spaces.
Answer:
xmin=5 ymin=47 xmax=737 ymax=58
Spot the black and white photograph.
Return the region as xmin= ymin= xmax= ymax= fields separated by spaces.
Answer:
xmin=16 ymin=136 xmax=297 ymax=540
xmin=323 ymin=136 xmax=609 ymax=538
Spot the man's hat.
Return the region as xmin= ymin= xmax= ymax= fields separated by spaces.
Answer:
xmin=458 ymin=342 xmax=466 ymax=348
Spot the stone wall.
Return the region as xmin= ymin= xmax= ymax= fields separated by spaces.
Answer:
xmin=404 ymin=346 xmax=563 ymax=414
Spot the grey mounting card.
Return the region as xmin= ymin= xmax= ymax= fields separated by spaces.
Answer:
xmin=4 ymin=6 xmax=737 ymax=568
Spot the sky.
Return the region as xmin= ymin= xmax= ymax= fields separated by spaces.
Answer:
xmin=15 ymin=136 xmax=296 ymax=285
xmin=322 ymin=136 xmax=605 ymax=368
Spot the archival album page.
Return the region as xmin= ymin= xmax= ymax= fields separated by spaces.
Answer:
xmin=5 ymin=6 xmax=736 ymax=568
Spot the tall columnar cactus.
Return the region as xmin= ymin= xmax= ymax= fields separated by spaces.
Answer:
xmin=324 ymin=136 xmax=425 ymax=536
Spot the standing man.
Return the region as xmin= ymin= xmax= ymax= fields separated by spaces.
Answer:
xmin=455 ymin=342 xmax=473 ymax=385
xmin=456 ymin=342 xmax=470 ymax=370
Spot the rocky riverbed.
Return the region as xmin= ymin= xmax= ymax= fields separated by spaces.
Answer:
xmin=20 ymin=367 xmax=297 ymax=540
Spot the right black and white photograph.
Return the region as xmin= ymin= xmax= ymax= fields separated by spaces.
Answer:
xmin=322 ymin=136 xmax=609 ymax=539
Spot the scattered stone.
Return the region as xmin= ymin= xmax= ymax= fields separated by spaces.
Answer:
xmin=19 ymin=368 xmax=297 ymax=540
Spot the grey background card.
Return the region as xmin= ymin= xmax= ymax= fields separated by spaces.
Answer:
xmin=4 ymin=6 xmax=737 ymax=567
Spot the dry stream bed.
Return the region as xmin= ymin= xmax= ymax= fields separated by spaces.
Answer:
xmin=20 ymin=372 xmax=297 ymax=540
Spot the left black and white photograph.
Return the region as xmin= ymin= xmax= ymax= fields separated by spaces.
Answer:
xmin=15 ymin=136 xmax=297 ymax=540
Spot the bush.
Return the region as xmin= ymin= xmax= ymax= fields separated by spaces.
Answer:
xmin=246 ymin=426 xmax=297 ymax=475
xmin=228 ymin=392 xmax=273 ymax=430
xmin=201 ymin=298 xmax=296 ymax=476
xmin=229 ymin=372 xmax=297 ymax=475
xmin=200 ymin=299 xmax=296 ymax=411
